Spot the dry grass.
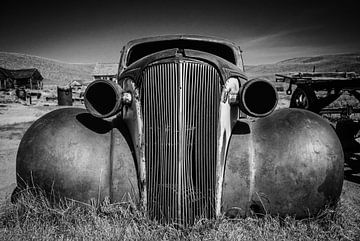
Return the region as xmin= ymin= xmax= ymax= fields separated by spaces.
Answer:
xmin=1 ymin=188 xmax=359 ymax=241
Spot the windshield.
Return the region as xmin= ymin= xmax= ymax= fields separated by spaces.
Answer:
xmin=127 ymin=39 xmax=237 ymax=66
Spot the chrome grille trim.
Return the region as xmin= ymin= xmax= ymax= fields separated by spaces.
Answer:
xmin=142 ymin=60 xmax=221 ymax=225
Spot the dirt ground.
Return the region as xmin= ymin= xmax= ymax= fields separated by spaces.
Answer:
xmin=0 ymin=100 xmax=359 ymax=210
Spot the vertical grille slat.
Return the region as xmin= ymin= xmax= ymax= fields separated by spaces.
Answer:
xmin=143 ymin=60 xmax=220 ymax=225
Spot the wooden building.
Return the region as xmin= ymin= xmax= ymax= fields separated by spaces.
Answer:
xmin=0 ymin=67 xmax=13 ymax=90
xmin=0 ymin=67 xmax=43 ymax=90
xmin=92 ymin=63 xmax=118 ymax=82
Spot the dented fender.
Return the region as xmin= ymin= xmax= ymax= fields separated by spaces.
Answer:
xmin=14 ymin=108 xmax=139 ymax=203
xmin=223 ymin=108 xmax=344 ymax=218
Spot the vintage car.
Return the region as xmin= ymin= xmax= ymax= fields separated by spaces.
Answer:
xmin=14 ymin=35 xmax=344 ymax=225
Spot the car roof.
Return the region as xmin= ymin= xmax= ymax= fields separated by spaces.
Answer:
xmin=120 ymin=35 xmax=243 ymax=69
xmin=125 ymin=35 xmax=239 ymax=50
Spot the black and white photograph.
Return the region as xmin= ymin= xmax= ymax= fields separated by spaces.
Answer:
xmin=0 ymin=0 xmax=359 ymax=240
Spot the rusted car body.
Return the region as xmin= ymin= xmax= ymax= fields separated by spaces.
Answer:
xmin=14 ymin=35 xmax=344 ymax=225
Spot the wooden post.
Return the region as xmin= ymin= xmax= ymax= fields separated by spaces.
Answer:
xmin=30 ymin=77 xmax=32 ymax=89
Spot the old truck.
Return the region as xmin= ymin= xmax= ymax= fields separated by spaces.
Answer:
xmin=14 ymin=35 xmax=344 ymax=225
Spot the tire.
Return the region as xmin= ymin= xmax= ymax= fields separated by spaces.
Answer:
xmin=290 ymin=85 xmax=319 ymax=112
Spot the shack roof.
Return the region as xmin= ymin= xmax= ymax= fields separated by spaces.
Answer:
xmin=0 ymin=67 xmax=13 ymax=79
xmin=69 ymin=80 xmax=84 ymax=86
xmin=10 ymin=68 xmax=43 ymax=80
xmin=92 ymin=63 xmax=118 ymax=76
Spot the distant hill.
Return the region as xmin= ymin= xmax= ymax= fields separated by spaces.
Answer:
xmin=0 ymin=52 xmax=95 ymax=86
xmin=1 ymin=51 xmax=359 ymax=86
xmin=246 ymin=52 xmax=360 ymax=81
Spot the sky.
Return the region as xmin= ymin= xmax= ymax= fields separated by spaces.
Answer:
xmin=0 ymin=0 xmax=359 ymax=65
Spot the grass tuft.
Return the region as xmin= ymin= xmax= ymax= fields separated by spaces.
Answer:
xmin=1 ymin=188 xmax=359 ymax=240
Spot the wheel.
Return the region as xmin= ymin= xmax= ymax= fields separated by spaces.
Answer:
xmin=290 ymin=85 xmax=318 ymax=112
xmin=335 ymin=119 xmax=360 ymax=154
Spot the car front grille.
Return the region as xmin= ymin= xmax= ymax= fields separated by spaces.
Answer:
xmin=142 ymin=60 xmax=221 ymax=225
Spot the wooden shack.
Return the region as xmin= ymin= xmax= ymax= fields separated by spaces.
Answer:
xmin=11 ymin=68 xmax=43 ymax=89
xmin=0 ymin=67 xmax=13 ymax=90
xmin=0 ymin=67 xmax=43 ymax=90
xmin=92 ymin=63 xmax=118 ymax=82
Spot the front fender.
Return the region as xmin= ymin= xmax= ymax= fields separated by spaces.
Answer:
xmin=223 ymin=108 xmax=344 ymax=218
xmin=14 ymin=108 xmax=138 ymax=203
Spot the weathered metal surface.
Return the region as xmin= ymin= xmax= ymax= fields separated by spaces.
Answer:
xmin=15 ymin=108 xmax=138 ymax=203
xmin=84 ymin=79 xmax=124 ymax=118
xmin=120 ymin=35 xmax=244 ymax=70
xmin=57 ymin=86 xmax=73 ymax=106
xmin=215 ymin=77 xmax=241 ymax=217
xmin=13 ymin=35 xmax=345 ymax=226
xmin=223 ymin=108 xmax=344 ymax=218
xmin=239 ymin=78 xmax=278 ymax=117
xmin=81 ymin=49 xmax=315 ymax=224
xmin=120 ymin=48 xmax=245 ymax=87
xmin=118 ymin=50 xmax=250 ymax=225
xmin=121 ymin=78 xmax=146 ymax=209
xmin=141 ymin=60 xmax=220 ymax=224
